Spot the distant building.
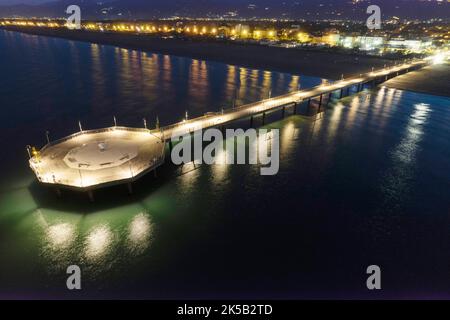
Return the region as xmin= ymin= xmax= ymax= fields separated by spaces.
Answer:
xmin=357 ymin=36 xmax=385 ymax=51
xmin=339 ymin=36 xmax=358 ymax=49
xmin=235 ymin=24 xmax=250 ymax=38
xmin=321 ymin=33 xmax=340 ymax=46
xmin=338 ymin=35 xmax=385 ymax=51
xmin=387 ymin=38 xmax=433 ymax=53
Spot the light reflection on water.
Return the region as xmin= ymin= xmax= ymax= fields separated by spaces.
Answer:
xmin=280 ymin=121 xmax=299 ymax=158
xmin=393 ymin=102 xmax=431 ymax=165
xmin=127 ymin=212 xmax=154 ymax=255
xmin=46 ymin=222 xmax=76 ymax=250
xmin=380 ymin=102 xmax=431 ymax=205
xmin=84 ymin=224 xmax=115 ymax=261
xmin=33 ymin=207 xmax=154 ymax=275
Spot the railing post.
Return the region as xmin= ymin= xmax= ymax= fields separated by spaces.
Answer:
xmin=26 ymin=145 xmax=32 ymax=159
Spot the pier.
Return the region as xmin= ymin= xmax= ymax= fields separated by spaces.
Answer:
xmin=159 ymin=59 xmax=427 ymax=139
xmin=28 ymin=59 xmax=429 ymax=196
xmin=29 ymin=127 xmax=165 ymax=195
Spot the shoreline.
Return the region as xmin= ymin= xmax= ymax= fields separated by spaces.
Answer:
xmin=1 ymin=26 xmax=396 ymax=80
xmin=384 ymin=63 xmax=450 ymax=98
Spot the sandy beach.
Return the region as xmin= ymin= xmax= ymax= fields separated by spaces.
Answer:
xmin=1 ymin=26 xmax=396 ymax=80
xmin=385 ymin=63 xmax=450 ymax=98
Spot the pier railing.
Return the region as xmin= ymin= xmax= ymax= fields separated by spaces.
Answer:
xmin=157 ymin=58 xmax=428 ymax=139
xmin=31 ymin=126 xmax=166 ymax=190
xmin=39 ymin=126 xmax=161 ymax=153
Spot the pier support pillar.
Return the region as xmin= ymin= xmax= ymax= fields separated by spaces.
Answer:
xmin=282 ymin=106 xmax=286 ymax=118
xmin=88 ymin=191 xmax=95 ymax=203
xmin=339 ymin=89 xmax=343 ymax=99
xmin=346 ymin=87 xmax=350 ymax=96
xmin=327 ymin=92 xmax=332 ymax=106
xmin=262 ymin=113 xmax=266 ymax=125
xmin=127 ymin=183 xmax=133 ymax=195
xmin=293 ymin=102 xmax=297 ymax=115
xmin=250 ymin=116 xmax=254 ymax=127
xmin=169 ymin=140 xmax=173 ymax=152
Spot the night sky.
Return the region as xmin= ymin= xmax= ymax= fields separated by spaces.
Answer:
xmin=0 ymin=0 xmax=436 ymax=5
xmin=0 ymin=0 xmax=447 ymax=20
xmin=0 ymin=0 xmax=56 ymax=4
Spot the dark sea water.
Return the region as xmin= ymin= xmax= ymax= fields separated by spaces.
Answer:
xmin=0 ymin=30 xmax=449 ymax=299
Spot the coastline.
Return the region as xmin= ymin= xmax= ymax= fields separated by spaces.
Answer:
xmin=384 ymin=63 xmax=450 ymax=98
xmin=1 ymin=26 xmax=395 ymax=80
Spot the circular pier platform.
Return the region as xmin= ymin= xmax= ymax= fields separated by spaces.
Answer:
xmin=29 ymin=127 xmax=165 ymax=191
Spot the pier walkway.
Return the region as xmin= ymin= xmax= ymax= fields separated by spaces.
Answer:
xmin=159 ymin=59 xmax=427 ymax=139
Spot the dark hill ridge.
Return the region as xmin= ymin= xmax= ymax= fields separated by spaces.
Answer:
xmin=0 ymin=0 xmax=449 ymax=20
